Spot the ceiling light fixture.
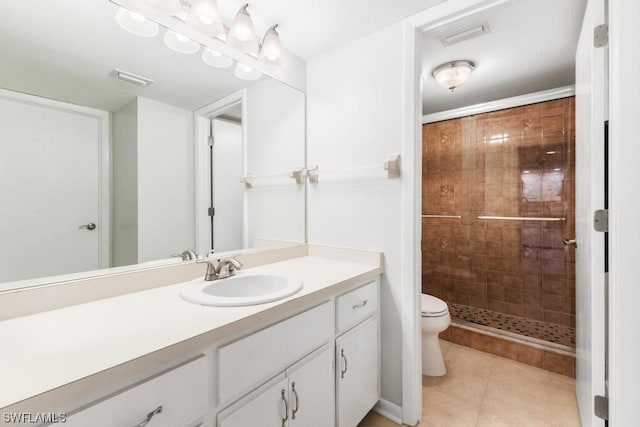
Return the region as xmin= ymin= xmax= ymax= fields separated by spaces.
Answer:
xmin=227 ymin=4 xmax=259 ymax=54
xmin=432 ymin=60 xmax=475 ymax=92
xmin=114 ymin=69 xmax=154 ymax=87
xmin=115 ymin=7 xmax=159 ymax=37
xmin=258 ymin=24 xmax=285 ymax=68
xmin=163 ymin=30 xmax=201 ymax=54
xmin=202 ymin=48 xmax=234 ymax=68
xmin=187 ymin=0 xmax=224 ymax=37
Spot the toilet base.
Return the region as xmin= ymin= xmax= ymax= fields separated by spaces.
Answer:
xmin=422 ymin=333 xmax=446 ymax=376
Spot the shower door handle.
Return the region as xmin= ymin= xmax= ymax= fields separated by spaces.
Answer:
xmin=563 ymin=238 xmax=577 ymax=248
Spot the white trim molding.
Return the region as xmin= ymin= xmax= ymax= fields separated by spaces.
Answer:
xmin=193 ymin=90 xmax=246 ymax=255
xmin=374 ymin=399 xmax=403 ymax=424
xmin=422 ymin=85 xmax=576 ymax=124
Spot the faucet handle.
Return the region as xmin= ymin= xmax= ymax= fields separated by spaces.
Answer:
xmin=171 ymin=250 xmax=197 ymax=261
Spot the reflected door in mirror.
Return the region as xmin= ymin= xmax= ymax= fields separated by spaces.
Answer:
xmin=0 ymin=93 xmax=107 ymax=282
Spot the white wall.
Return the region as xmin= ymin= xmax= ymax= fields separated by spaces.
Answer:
xmin=307 ymin=22 xmax=419 ymax=415
xmin=112 ymin=99 xmax=138 ymax=267
xmin=137 ymin=97 xmax=195 ymax=262
xmin=244 ymin=79 xmax=306 ymax=247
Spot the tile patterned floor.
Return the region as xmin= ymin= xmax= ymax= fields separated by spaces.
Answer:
xmin=358 ymin=340 xmax=581 ymax=427
xmin=449 ymin=303 xmax=576 ymax=348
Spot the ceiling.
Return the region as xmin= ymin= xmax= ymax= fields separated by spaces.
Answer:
xmin=0 ymin=0 xmax=588 ymax=114
xmin=422 ymin=0 xmax=587 ymax=114
xmin=0 ymin=0 xmax=265 ymax=112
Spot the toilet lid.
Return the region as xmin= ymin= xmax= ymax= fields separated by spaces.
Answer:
xmin=421 ymin=294 xmax=448 ymax=316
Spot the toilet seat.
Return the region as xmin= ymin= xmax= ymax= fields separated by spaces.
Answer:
xmin=421 ymin=294 xmax=449 ymax=317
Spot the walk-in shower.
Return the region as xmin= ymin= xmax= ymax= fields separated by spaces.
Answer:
xmin=422 ymin=97 xmax=576 ymax=356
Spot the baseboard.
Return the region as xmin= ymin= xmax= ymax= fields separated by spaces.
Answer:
xmin=373 ymin=399 xmax=403 ymax=424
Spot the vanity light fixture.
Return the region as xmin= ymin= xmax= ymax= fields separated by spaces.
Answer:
xmin=432 ymin=60 xmax=475 ymax=92
xmin=187 ymin=0 xmax=224 ymax=37
xmin=163 ymin=30 xmax=201 ymax=54
xmin=202 ymin=47 xmax=234 ymax=68
xmin=114 ymin=69 xmax=154 ymax=87
xmin=234 ymin=63 xmax=262 ymax=80
xmin=258 ymin=24 xmax=285 ymax=68
xmin=115 ymin=7 xmax=160 ymax=37
xmin=227 ymin=4 xmax=259 ymax=54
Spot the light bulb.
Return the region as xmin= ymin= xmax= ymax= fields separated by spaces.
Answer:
xmin=234 ymin=62 xmax=262 ymax=80
xmin=227 ymin=4 xmax=259 ymax=53
xmin=115 ymin=7 xmax=160 ymax=38
xmin=258 ymin=25 xmax=285 ymax=68
xmin=187 ymin=0 xmax=223 ymax=37
xmin=202 ymin=48 xmax=234 ymax=68
xmin=163 ymin=30 xmax=200 ymax=54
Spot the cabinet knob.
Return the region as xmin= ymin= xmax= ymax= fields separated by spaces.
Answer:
xmin=133 ymin=406 xmax=162 ymax=427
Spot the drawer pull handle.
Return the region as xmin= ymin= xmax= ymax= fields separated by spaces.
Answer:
xmin=291 ymin=381 xmax=300 ymax=419
xmin=341 ymin=349 xmax=348 ymax=379
xmin=133 ymin=406 xmax=163 ymax=427
xmin=281 ymin=389 xmax=289 ymax=426
xmin=352 ymin=300 xmax=368 ymax=309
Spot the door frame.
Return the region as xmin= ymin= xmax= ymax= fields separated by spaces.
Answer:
xmin=397 ymin=0 xmax=514 ymax=423
xmin=607 ymin=0 xmax=640 ymax=423
xmin=0 ymin=88 xmax=110 ymax=270
xmin=193 ymin=90 xmax=247 ymax=255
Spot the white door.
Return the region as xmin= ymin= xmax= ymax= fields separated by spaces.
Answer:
xmin=211 ymin=118 xmax=244 ymax=251
xmin=217 ymin=375 xmax=288 ymax=427
xmin=0 ymin=92 xmax=108 ymax=283
xmin=575 ymin=0 xmax=606 ymax=424
xmin=287 ymin=345 xmax=335 ymax=426
xmin=336 ymin=317 xmax=379 ymax=427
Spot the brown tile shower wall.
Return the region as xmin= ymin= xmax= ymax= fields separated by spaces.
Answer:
xmin=422 ymin=98 xmax=576 ymax=329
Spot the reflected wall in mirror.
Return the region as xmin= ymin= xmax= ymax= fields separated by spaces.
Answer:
xmin=0 ymin=0 xmax=306 ymax=290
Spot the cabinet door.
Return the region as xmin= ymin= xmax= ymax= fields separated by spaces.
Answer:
xmin=287 ymin=345 xmax=334 ymax=427
xmin=336 ymin=316 xmax=379 ymax=427
xmin=218 ymin=375 xmax=289 ymax=427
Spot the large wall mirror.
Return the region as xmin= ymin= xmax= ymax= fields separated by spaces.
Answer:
xmin=0 ymin=0 xmax=306 ymax=291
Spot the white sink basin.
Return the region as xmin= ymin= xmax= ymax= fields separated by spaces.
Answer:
xmin=179 ymin=273 xmax=303 ymax=307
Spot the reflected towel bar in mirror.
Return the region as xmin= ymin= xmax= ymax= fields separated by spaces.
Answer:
xmin=477 ymin=216 xmax=566 ymax=221
xmin=421 ymin=215 xmax=462 ymax=219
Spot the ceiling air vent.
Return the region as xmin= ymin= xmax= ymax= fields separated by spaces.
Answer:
xmin=439 ymin=22 xmax=491 ymax=47
xmin=113 ymin=69 xmax=154 ymax=87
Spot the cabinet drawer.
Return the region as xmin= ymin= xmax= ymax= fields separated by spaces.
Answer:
xmin=65 ymin=356 xmax=208 ymax=427
xmin=336 ymin=281 xmax=378 ymax=334
xmin=218 ymin=301 xmax=333 ymax=405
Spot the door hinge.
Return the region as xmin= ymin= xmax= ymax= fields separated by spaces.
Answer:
xmin=208 ymin=136 xmax=214 ymax=146
xmin=594 ymin=395 xmax=608 ymax=420
xmin=594 ymin=24 xmax=608 ymax=48
xmin=594 ymin=209 xmax=608 ymax=232
xmin=208 ymin=207 xmax=215 ymax=217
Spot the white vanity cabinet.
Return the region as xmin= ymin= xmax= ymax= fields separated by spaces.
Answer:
xmin=217 ymin=345 xmax=334 ymax=427
xmin=64 ymin=356 xmax=208 ymax=427
xmin=335 ymin=281 xmax=380 ymax=427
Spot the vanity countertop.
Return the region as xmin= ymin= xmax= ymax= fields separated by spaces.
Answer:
xmin=0 ymin=251 xmax=382 ymax=411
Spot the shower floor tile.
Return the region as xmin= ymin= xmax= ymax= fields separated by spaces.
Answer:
xmin=449 ymin=303 xmax=576 ymax=348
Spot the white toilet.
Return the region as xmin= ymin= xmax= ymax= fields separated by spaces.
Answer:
xmin=421 ymin=293 xmax=451 ymax=376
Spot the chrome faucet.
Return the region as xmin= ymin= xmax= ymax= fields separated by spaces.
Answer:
xmin=171 ymin=250 xmax=198 ymax=261
xmin=197 ymin=256 xmax=243 ymax=281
